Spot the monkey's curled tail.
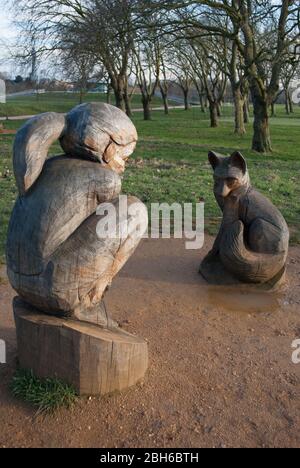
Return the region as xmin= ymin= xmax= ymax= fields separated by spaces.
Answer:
xmin=219 ymin=221 xmax=287 ymax=284
xmin=13 ymin=112 xmax=66 ymax=195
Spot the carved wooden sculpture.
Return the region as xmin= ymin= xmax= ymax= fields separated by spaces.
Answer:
xmin=200 ymin=151 xmax=289 ymax=288
xmin=7 ymin=103 xmax=149 ymax=394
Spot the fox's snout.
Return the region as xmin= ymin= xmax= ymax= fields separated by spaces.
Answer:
xmin=214 ymin=179 xmax=232 ymax=198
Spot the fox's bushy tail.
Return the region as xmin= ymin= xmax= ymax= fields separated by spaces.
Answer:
xmin=219 ymin=221 xmax=287 ymax=284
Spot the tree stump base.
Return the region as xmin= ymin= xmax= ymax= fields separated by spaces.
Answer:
xmin=13 ymin=297 xmax=148 ymax=396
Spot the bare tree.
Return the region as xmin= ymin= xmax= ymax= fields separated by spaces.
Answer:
xmin=187 ymin=16 xmax=247 ymax=132
xmin=145 ymin=0 xmax=300 ymax=152
xmin=281 ymin=54 xmax=300 ymax=114
xmin=133 ymin=35 xmax=160 ymax=120
xmin=14 ymin=0 xmax=138 ymax=114
xmin=184 ymin=37 xmax=227 ymax=127
xmin=60 ymin=44 xmax=95 ymax=104
xmin=159 ymin=50 xmax=173 ymax=115
xmin=172 ymin=40 xmax=207 ymax=112
xmin=168 ymin=43 xmax=193 ymax=110
xmin=225 ymin=40 xmax=249 ymax=135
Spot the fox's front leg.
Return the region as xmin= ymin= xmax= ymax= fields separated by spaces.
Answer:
xmin=210 ymin=194 xmax=241 ymax=255
xmin=223 ymin=193 xmax=240 ymax=225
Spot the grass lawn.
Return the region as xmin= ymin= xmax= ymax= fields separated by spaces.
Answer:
xmin=0 ymin=103 xmax=300 ymax=262
xmin=0 ymin=92 xmax=179 ymax=117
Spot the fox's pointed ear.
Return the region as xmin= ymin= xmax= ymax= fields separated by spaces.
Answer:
xmin=230 ymin=151 xmax=247 ymax=174
xmin=208 ymin=151 xmax=221 ymax=170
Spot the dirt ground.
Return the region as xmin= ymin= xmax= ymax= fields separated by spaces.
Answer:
xmin=0 ymin=237 xmax=299 ymax=448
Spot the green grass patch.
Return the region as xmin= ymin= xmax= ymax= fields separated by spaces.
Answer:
xmin=11 ymin=369 xmax=78 ymax=414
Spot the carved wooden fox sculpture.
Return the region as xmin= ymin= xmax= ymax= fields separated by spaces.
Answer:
xmin=200 ymin=151 xmax=289 ymax=287
xmin=6 ymin=103 xmax=148 ymax=326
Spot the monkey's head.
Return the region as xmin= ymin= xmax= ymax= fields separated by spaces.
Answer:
xmin=60 ymin=102 xmax=137 ymax=175
xmin=13 ymin=102 xmax=138 ymax=196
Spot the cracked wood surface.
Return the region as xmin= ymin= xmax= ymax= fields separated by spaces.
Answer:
xmin=7 ymin=102 xmax=149 ymax=395
xmin=14 ymin=297 xmax=148 ymax=395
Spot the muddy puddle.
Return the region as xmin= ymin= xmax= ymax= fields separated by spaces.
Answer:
xmin=202 ymin=285 xmax=284 ymax=314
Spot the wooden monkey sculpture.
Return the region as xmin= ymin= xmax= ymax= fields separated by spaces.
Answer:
xmin=200 ymin=151 xmax=289 ymax=288
xmin=7 ymin=103 xmax=148 ymax=326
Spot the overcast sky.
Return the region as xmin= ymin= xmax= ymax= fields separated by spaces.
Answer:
xmin=0 ymin=7 xmax=18 ymax=75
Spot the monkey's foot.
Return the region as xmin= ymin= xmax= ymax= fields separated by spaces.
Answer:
xmin=72 ymin=300 xmax=118 ymax=329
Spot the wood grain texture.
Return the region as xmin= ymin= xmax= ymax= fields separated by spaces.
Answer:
xmin=7 ymin=183 xmax=147 ymax=316
xmin=14 ymin=297 xmax=148 ymax=396
xmin=8 ymin=103 xmax=149 ymax=395
xmin=7 ymin=103 xmax=147 ymax=320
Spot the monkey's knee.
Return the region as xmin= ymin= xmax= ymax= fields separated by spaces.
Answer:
xmin=109 ymin=197 xmax=148 ymax=276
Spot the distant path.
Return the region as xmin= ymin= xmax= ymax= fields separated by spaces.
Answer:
xmin=0 ymin=105 xmax=201 ymax=122
xmin=0 ymin=115 xmax=37 ymax=121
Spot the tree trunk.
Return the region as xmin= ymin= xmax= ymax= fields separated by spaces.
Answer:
xmin=113 ymin=87 xmax=126 ymax=112
xmin=79 ymin=88 xmax=84 ymax=105
xmin=233 ymin=87 xmax=246 ymax=135
xmin=285 ymin=88 xmax=290 ymax=114
xmin=243 ymin=94 xmax=250 ymax=123
xmin=160 ymin=87 xmax=169 ymax=115
xmin=251 ymin=92 xmax=272 ymax=152
xmin=124 ymin=90 xmax=133 ymax=118
xmin=183 ymin=89 xmax=190 ymax=111
xmin=142 ymin=97 xmax=152 ymax=121
xmin=106 ymin=84 xmax=112 ymax=104
xmin=162 ymin=94 xmax=169 ymax=115
xmin=289 ymin=93 xmax=294 ymax=113
xmin=209 ymin=101 xmax=218 ymax=128
xmin=271 ymin=101 xmax=276 ymax=117
xmin=199 ymin=94 xmax=205 ymax=113
xmin=194 ymin=81 xmax=205 ymax=112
